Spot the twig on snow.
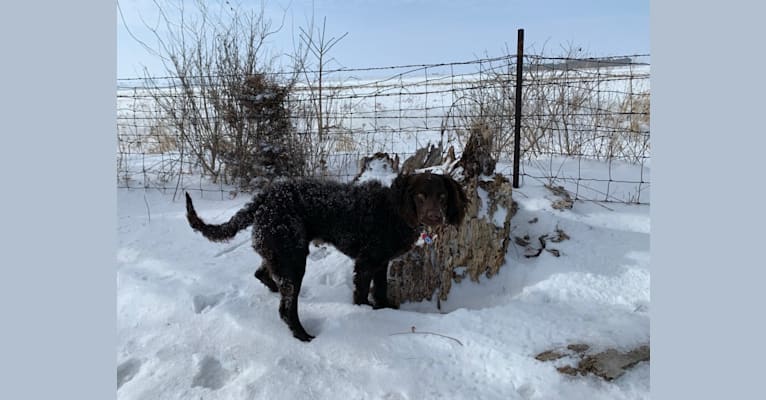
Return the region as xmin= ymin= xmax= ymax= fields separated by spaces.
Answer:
xmin=143 ymin=194 xmax=151 ymax=223
xmin=389 ymin=326 xmax=464 ymax=346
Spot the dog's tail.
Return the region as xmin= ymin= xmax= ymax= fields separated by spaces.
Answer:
xmin=185 ymin=192 xmax=257 ymax=242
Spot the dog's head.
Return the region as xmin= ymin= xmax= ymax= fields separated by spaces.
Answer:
xmin=392 ymin=171 xmax=468 ymax=228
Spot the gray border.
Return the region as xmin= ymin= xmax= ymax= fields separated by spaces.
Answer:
xmin=0 ymin=1 xmax=116 ymax=399
xmin=652 ymin=1 xmax=766 ymax=399
xmin=5 ymin=0 xmax=764 ymax=398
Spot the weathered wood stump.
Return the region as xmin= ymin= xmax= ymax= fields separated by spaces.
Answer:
xmin=384 ymin=125 xmax=518 ymax=308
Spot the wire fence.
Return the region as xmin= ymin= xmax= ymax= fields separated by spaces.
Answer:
xmin=117 ymin=53 xmax=650 ymax=204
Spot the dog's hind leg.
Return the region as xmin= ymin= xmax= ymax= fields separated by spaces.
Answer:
xmin=352 ymin=260 xmax=374 ymax=306
xmin=252 ymin=217 xmax=313 ymax=341
xmin=274 ymin=262 xmax=314 ymax=342
xmin=266 ymin=245 xmax=313 ymax=341
xmin=254 ymin=261 xmax=278 ymax=293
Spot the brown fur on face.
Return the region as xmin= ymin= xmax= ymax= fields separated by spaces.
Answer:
xmin=393 ymin=171 xmax=468 ymax=227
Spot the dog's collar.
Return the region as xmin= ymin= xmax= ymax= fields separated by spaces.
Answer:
xmin=416 ymin=225 xmax=435 ymax=246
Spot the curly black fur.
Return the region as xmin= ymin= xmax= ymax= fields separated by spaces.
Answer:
xmin=186 ymin=172 xmax=467 ymax=342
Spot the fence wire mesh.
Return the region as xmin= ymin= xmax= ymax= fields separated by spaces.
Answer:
xmin=117 ymin=53 xmax=649 ymax=204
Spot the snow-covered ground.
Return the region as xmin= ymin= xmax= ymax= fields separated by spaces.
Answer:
xmin=117 ymin=162 xmax=650 ymax=399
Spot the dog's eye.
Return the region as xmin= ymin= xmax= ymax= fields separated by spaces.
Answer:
xmin=439 ymin=193 xmax=447 ymax=204
xmin=415 ymin=193 xmax=426 ymax=203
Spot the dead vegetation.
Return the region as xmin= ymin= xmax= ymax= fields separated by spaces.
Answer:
xmin=515 ymin=224 xmax=570 ymax=259
xmin=535 ymin=343 xmax=650 ymax=381
xmin=545 ymin=184 xmax=574 ymax=210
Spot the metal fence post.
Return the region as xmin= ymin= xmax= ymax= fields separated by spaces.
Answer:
xmin=513 ymin=28 xmax=524 ymax=188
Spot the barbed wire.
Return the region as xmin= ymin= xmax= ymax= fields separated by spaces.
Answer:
xmin=117 ymin=53 xmax=650 ymax=204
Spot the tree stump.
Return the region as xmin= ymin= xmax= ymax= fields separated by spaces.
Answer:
xmin=386 ymin=125 xmax=517 ymax=308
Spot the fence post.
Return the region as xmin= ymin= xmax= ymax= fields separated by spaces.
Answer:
xmin=512 ymin=28 xmax=524 ymax=188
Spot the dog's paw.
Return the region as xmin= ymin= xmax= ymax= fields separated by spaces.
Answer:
xmin=372 ymin=300 xmax=399 ymax=310
xmin=293 ymin=331 xmax=315 ymax=342
xmin=353 ymin=300 xmax=373 ymax=308
xmin=352 ymin=293 xmax=373 ymax=307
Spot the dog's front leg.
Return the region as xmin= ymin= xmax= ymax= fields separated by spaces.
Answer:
xmin=371 ymin=265 xmax=397 ymax=309
xmin=352 ymin=261 xmax=374 ymax=306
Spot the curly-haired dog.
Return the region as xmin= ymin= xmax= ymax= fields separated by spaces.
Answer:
xmin=185 ymin=172 xmax=467 ymax=341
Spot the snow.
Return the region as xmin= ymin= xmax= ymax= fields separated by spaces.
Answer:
xmin=355 ymin=157 xmax=398 ymax=186
xmin=117 ymin=163 xmax=649 ymax=399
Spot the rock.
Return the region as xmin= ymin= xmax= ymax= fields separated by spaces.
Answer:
xmin=579 ymin=346 xmax=650 ymax=381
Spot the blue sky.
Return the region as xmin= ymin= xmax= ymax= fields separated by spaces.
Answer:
xmin=117 ymin=0 xmax=649 ymax=78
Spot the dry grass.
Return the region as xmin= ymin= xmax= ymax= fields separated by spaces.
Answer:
xmin=147 ymin=124 xmax=179 ymax=154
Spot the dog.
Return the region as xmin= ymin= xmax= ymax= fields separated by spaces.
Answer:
xmin=185 ymin=171 xmax=467 ymax=341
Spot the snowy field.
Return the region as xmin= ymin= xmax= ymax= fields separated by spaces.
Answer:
xmin=117 ymin=161 xmax=650 ymax=399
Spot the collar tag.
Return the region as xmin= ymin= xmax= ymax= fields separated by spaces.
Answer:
xmin=416 ymin=226 xmax=436 ymax=246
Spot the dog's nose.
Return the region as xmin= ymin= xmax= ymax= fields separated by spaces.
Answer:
xmin=425 ymin=210 xmax=442 ymax=224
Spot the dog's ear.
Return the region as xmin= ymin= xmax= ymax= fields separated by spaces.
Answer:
xmin=391 ymin=174 xmax=418 ymax=227
xmin=442 ymin=175 xmax=467 ymax=226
